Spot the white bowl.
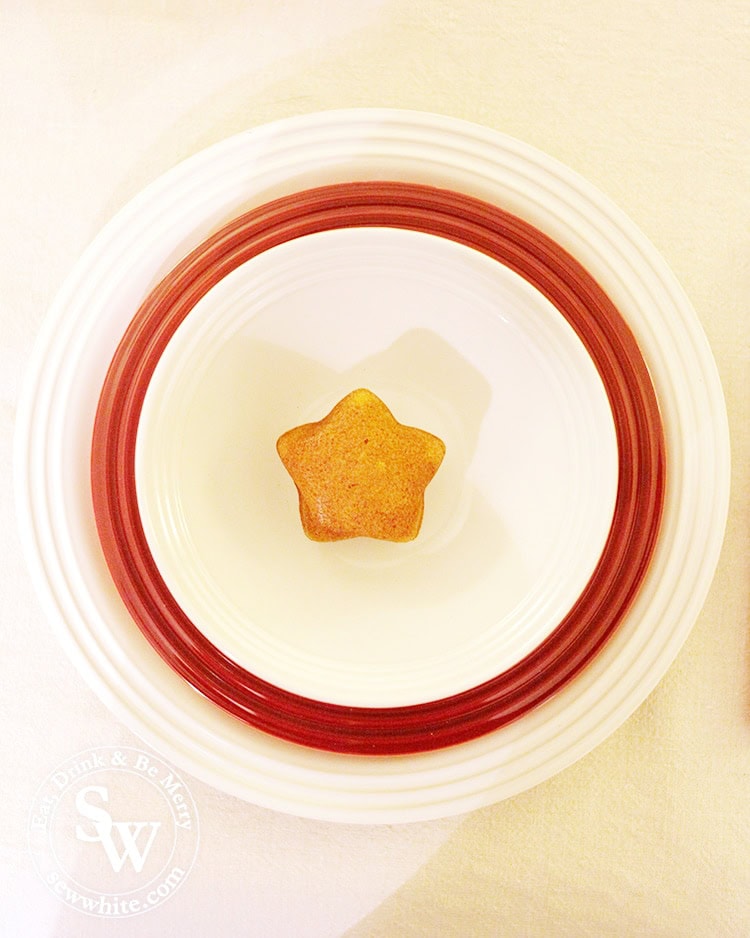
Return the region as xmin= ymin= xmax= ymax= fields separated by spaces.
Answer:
xmin=136 ymin=226 xmax=617 ymax=707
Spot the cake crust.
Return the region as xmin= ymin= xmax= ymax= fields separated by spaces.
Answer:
xmin=276 ymin=389 xmax=446 ymax=542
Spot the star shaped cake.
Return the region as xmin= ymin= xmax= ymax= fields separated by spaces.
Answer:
xmin=276 ymin=389 xmax=446 ymax=542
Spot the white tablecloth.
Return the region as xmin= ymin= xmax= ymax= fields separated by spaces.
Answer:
xmin=2 ymin=2 xmax=748 ymax=935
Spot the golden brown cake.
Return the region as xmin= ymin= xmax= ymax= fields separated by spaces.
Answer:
xmin=276 ymin=389 xmax=446 ymax=542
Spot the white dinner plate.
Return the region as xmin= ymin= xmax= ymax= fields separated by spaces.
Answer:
xmin=15 ymin=110 xmax=729 ymax=822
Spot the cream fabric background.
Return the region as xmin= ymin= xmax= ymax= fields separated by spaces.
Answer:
xmin=1 ymin=2 xmax=748 ymax=936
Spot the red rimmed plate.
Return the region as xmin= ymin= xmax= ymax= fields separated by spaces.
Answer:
xmin=91 ymin=180 xmax=665 ymax=755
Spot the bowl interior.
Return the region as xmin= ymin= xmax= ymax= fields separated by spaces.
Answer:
xmin=136 ymin=227 xmax=618 ymax=707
